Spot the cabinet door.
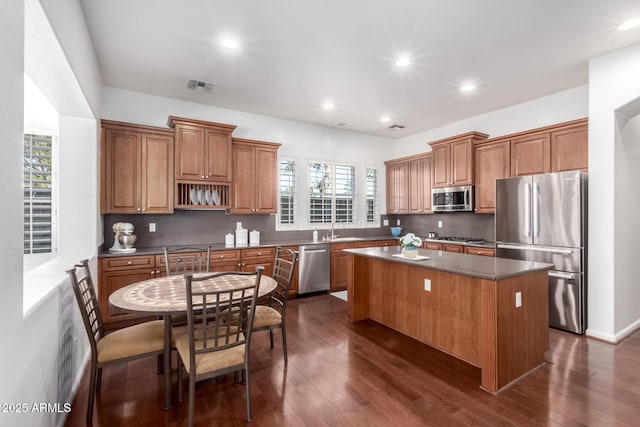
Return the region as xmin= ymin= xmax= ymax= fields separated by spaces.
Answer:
xmin=551 ymin=125 xmax=588 ymax=172
xmin=474 ymin=141 xmax=510 ymax=214
xmin=175 ymin=125 xmax=204 ymax=180
xmin=386 ymin=162 xmax=408 ymax=214
xmin=278 ymin=245 xmax=299 ymax=296
xmin=232 ymin=145 xmax=255 ymax=213
xmin=421 ymin=155 xmax=433 ymax=213
xmin=105 ymin=129 xmax=141 ymax=213
xmin=330 ymin=253 xmax=351 ymax=291
xmin=141 ymin=133 xmax=174 ymax=213
xmin=255 ymin=147 xmax=278 ymax=213
xmin=432 ymin=144 xmax=451 ymax=187
xmin=205 ymin=129 xmax=232 ymax=181
xmin=100 ymin=268 xmax=157 ymax=328
xmin=450 ymin=140 xmax=473 ymax=185
xmin=443 ymin=244 xmax=464 ymax=253
xmin=407 ymin=159 xmax=423 ymax=214
xmin=511 ymin=132 xmax=550 ymax=176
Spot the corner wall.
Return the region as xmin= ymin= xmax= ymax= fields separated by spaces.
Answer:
xmin=588 ymin=42 xmax=640 ymax=341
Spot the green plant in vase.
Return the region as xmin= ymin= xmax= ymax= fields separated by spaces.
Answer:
xmin=399 ymin=233 xmax=422 ymax=258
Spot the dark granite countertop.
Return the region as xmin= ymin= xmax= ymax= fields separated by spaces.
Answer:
xmin=343 ymin=246 xmax=551 ymax=281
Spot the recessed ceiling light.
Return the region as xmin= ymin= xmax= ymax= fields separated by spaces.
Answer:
xmin=395 ymin=57 xmax=411 ymax=68
xmin=460 ymin=83 xmax=476 ymax=92
xmin=618 ymin=18 xmax=640 ymax=31
xmin=322 ymin=101 xmax=335 ymax=111
xmin=220 ymin=38 xmax=240 ymax=49
xmin=380 ymin=116 xmax=391 ymax=123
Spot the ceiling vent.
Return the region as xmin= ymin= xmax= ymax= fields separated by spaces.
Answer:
xmin=386 ymin=124 xmax=405 ymax=130
xmin=186 ymin=79 xmax=215 ymax=91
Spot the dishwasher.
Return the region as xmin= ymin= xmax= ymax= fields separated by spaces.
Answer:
xmin=297 ymin=244 xmax=330 ymax=294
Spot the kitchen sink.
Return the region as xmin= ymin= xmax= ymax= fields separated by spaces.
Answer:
xmin=326 ymin=236 xmax=367 ymax=242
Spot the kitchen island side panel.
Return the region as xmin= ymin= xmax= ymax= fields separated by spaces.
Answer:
xmin=348 ymin=252 xmax=549 ymax=393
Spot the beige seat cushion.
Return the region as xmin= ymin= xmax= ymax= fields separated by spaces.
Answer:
xmin=252 ymin=305 xmax=282 ymax=328
xmin=175 ymin=329 xmax=245 ymax=375
xmin=97 ymin=320 xmax=164 ymax=364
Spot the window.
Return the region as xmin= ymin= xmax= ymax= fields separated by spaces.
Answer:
xmin=279 ymin=160 xmax=296 ymax=225
xmin=308 ymin=162 xmax=355 ymax=225
xmin=366 ymin=167 xmax=377 ymax=223
xmin=24 ymin=133 xmax=55 ymax=254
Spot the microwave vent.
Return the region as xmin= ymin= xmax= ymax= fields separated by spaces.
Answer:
xmin=186 ymin=79 xmax=215 ymax=91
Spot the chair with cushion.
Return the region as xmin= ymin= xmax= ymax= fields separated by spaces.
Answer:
xmin=66 ymin=259 xmax=165 ymax=424
xmin=253 ymin=247 xmax=298 ymax=363
xmin=176 ymin=267 xmax=263 ymax=426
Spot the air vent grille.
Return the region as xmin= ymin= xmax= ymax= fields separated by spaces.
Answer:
xmin=386 ymin=124 xmax=405 ymax=130
xmin=186 ymin=79 xmax=215 ymax=91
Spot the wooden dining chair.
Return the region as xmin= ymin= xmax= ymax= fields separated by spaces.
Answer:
xmin=252 ymin=247 xmax=298 ymax=363
xmin=66 ymin=259 xmax=165 ymax=424
xmin=175 ymin=267 xmax=263 ymax=426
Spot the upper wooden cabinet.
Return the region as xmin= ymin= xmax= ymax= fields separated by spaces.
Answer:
xmin=385 ymin=153 xmax=432 ymax=214
xmin=429 ymin=132 xmax=489 ymax=188
xmin=510 ymin=132 xmax=551 ymax=177
xmin=551 ymin=123 xmax=588 ymax=172
xmin=474 ymin=140 xmax=510 ymax=214
xmin=385 ymin=160 xmax=408 ymax=214
xmin=511 ymin=118 xmax=588 ymax=176
xmin=101 ymin=120 xmax=174 ymax=214
xmin=168 ymin=116 xmax=236 ymax=183
xmin=231 ymin=138 xmax=281 ymax=214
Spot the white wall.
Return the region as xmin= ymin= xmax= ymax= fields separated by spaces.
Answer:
xmin=101 ymin=87 xmax=396 ymax=163
xmin=394 ymin=85 xmax=588 ymax=158
xmin=588 ymin=42 xmax=640 ymax=342
xmin=0 ymin=1 xmax=101 ymax=426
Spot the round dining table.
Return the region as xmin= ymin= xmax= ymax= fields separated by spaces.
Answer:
xmin=109 ymin=272 xmax=277 ymax=409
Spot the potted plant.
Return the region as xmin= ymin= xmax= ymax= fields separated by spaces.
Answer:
xmin=399 ymin=232 xmax=422 ymax=258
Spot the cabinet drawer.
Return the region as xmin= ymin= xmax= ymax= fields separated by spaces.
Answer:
xmin=465 ymin=247 xmax=496 ymax=257
xmin=423 ymin=242 xmax=443 ymax=250
xmin=210 ymin=250 xmax=241 ymax=263
xmin=443 ymin=244 xmax=464 ymax=253
xmin=101 ymin=255 xmax=155 ymax=272
xmin=242 ymin=247 xmax=276 ymax=260
xmin=331 ymin=242 xmax=355 ymax=252
xmin=355 ymin=241 xmax=377 ymax=248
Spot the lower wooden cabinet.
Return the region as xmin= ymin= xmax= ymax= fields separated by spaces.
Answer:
xmin=331 ymin=242 xmax=354 ymax=292
xmin=99 ymin=255 xmax=159 ymax=330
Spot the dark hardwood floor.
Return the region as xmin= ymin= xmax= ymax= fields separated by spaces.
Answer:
xmin=64 ymin=294 xmax=640 ymax=426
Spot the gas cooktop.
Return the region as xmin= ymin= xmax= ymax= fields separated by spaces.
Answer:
xmin=433 ymin=236 xmax=486 ymax=244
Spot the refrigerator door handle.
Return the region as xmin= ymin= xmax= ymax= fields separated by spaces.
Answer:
xmin=496 ymin=243 xmax=574 ymax=255
xmin=549 ymin=271 xmax=576 ymax=281
xmin=532 ymin=182 xmax=540 ymax=237
xmin=524 ymin=183 xmax=531 ymax=237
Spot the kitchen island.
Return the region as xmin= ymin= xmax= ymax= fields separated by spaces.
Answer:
xmin=343 ymin=246 xmax=551 ymax=393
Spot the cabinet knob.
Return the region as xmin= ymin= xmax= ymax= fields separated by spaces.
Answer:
xmin=127 ymin=261 xmax=132 ymax=265
xmin=137 ymin=208 xmax=142 ymax=211
xmin=142 ymin=208 xmax=146 ymax=212
xmin=220 ymin=255 xmax=225 ymax=259
xmin=257 ymin=252 xmax=262 ymax=256
xmin=151 ymin=270 xmax=155 ymax=275
xmin=201 ymin=176 xmax=205 ymax=179
xmin=205 ymin=175 xmax=209 ymax=179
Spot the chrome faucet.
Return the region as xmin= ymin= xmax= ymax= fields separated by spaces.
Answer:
xmin=326 ymin=221 xmax=338 ymax=240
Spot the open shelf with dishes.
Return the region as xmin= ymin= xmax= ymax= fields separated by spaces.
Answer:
xmin=175 ymin=182 xmax=230 ymax=209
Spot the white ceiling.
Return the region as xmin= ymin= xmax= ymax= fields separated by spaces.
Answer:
xmin=79 ymin=0 xmax=640 ymax=138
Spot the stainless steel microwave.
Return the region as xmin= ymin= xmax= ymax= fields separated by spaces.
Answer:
xmin=432 ymin=185 xmax=473 ymax=212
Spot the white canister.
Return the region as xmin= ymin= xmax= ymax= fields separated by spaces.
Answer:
xmin=225 ymin=233 xmax=235 ymax=248
xmin=249 ymin=230 xmax=260 ymax=247
xmin=235 ymin=228 xmax=248 ymax=247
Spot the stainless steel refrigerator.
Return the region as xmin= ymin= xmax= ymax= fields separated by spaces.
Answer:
xmin=495 ymin=171 xmax=587 ymax=334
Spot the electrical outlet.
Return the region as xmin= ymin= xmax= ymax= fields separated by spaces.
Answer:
xmin=438 ymin=220 xmax=443 ymax=228
xmin=149 ymin=223 xmax=156 ymax=232
xmin=383 ymin=219 xmax=389 ymax=226
xmin=424 ymin=278 xmax=431 ymax=291
xmin=397 ymin=219 xmax=401 ymax=226
xmin=515 ymin=291 xmax=522 ymax=308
